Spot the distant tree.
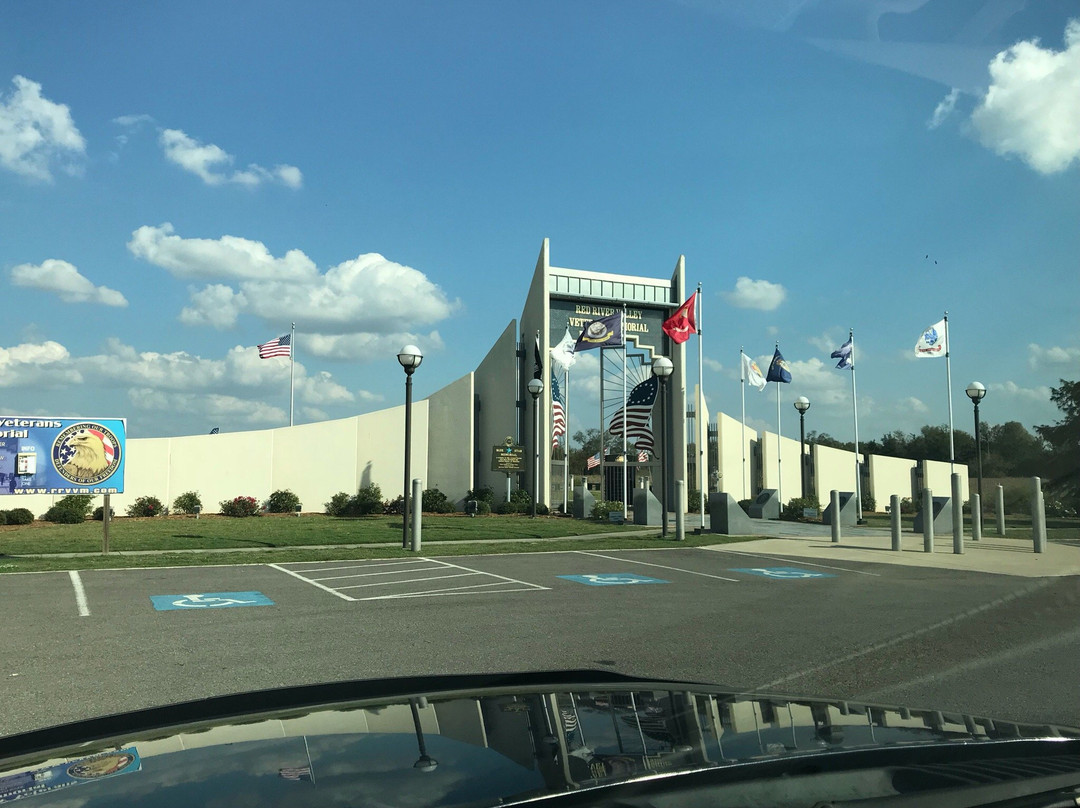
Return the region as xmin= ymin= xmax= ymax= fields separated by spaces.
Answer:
xmin=1035 ymin=379 xmax=1080 ymax=509
xmin=570 ymin=428 xmax=614 ymax=475
xmin=805 ymin=431 xmax=854 ymax=452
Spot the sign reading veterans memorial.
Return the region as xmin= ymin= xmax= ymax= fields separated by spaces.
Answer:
xmin=0 ymin=417 xmax=126 ymax=495
xmin=491 ymin=436 xmax=525 ymax=472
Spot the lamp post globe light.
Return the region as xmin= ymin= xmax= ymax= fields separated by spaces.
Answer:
xmin=398 ymin=345 xmax=423 ymax=550
xmin=527 ymin=377 xmax=544 ymax=518
xmin=966 ymin=381 xmax=986 ymax=505
xmin=794 ymin=396 xmax=810 ymax=499
xmin=651 ymin=356 xmax=674 ymax=537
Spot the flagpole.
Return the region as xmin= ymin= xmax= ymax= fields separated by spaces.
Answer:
xmin=776 ymin=342 xmax=782 ymax=508
xmin=944 ymin=311 xmax=955 ymax=472
xmin=563 ymin=364 xmax=569 ymax=514
xmin=696 ymin=284 xmax=705 ymax=528
xmin=740 ymin=347 xmax=747 ymax=500
xmin=849 ymin=328 xmax=862 ymax=520
xmin=622 ymin=304 xmax=628 ymax=520
xmin=599 ymin=346 xmax=605 ymax=493
xmin=289 ymin=322 xmax=296 ymax=427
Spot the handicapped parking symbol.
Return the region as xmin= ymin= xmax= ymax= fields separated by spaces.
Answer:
xmin=173 ymin=594 xmax=257 ymax=608
xmin=558 ymin=573 xmax=669 ymax=586
xmin=150 ymin=591 xmax=275 ymax=611
xmin=730 ymin=567 xmax=835 ymax=580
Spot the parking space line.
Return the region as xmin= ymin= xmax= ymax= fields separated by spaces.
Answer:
xmin=337 ymin=572 xmax=478 ymax=590
xmin=268 ymin=563 xmax=357 ymax=601
xmin=359 ymin=581 xmax=538 ymax=600
xmin=311 ymin=565 xmax=443 ymax=582
xmin=574 ymin=551 xmax=741 ymax=582
xmin=294 ymin=560 xmax=430 ymax=574
xmin=432 ymin=558 xmax=551 ymax=590
xmin=68 ymin=571 xmax=90 ymax=617
xmin=706 ymin=547 xmax=881 ymax=577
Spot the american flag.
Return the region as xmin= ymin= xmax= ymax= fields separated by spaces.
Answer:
xmin=608 ymin=376 xmax=658 ymax=452
xmin=258 ymin=333 xmax=292 ymax=359
xmin=278 ymin=766 xmax=312 ymax=781
xmin=551 ymin=375 xmax=566 ymax=451
xmin=586 ymin=451 xmax=601 ymax=470
xmin=637 ymin=448 xmax=648 ymax=462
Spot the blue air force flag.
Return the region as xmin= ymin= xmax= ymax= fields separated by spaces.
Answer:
xmin=766 ymin=348 xmax=792 ymax=384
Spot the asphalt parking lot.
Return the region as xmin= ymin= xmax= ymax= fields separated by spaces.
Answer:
xmin=3 ymin=547 xmax=1078 ymax=736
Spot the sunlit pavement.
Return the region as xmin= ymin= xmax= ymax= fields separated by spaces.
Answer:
xmin=2 ymin=547 xmax=1078 ymax=739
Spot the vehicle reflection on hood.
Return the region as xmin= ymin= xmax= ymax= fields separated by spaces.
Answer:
xmin=1 ymin=676 xmax=1078 ymax=807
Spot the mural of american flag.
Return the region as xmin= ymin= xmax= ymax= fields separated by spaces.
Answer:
xmin=551 ymin=374 xmax=566 ymax=451
xmin=608 ymin=375 xmax=658 ymax=452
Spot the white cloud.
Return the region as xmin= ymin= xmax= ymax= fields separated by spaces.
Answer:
xmin=129 ymin=224 xmax=459 ymax=358
xmin=928 ymin=88 xmax=960 ymax=129
xmin=112 ymin=113 xmax=155 ymax=128
xmin=0 ymin=341 xmax=75 ymax=388
xmin=179 ymin=284 xmax=247 ymax=328
xmin=1028 ymin=342 xmax=1080 ymax=370
xmin=971 ymin=19 xmax=1080 ymax=174
xmin=773 ymin=356 xmax=848 ymax=405
xmin=0 ymin=76 xmax=85 ymax=181
xmin=899 ymin=396 xmax=929 ymax=414
xmin=721 ymin=277 xmax=787 ymax=311
xmin=128 ymin=388 xmax=286 ymax=424
xmin=989 ymin=380 xmax=1053 ymax=402
xmin=11 ymin=259 xmax=128 ymax=306
xmin=159 ymin=128 xmax=303 ymax=188
xmin=702 ymin=357 xmax=723 ymax=372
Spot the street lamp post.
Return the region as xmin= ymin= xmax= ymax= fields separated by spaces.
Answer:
xmin=651 ymin=356 xmax=674 ymax=537
xmin=966 ymin=381 xmax=986 ymax=505
xmin=794 ymin=396 xmax=810 ymax=499
xmin=527 ymin=377 xmax=544 ymax=518
xmin=397 ymin=345 xmax=423 ymax=549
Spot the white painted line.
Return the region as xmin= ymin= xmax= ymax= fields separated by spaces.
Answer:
xmin=360 ymin=582 xmax=542 ymax=600
xmin=432 ymin=558 xmax=550 ymax=590
xmin=705 ymin=547 xmax=881 ymax=577
xmin=575 ymin=551 xmax=741 ymax=582
xmin=336 ymin=572 xmax=479 ymax=590
xmin=311 ymin=565 xmax=442 ymax=582
xmin=267 ymin=563 xmax=356 ymax=601
xmin=289 ymin=560 xmax=430 ymax=574
xmin=68 ymin=570 xmax=90 ymax=617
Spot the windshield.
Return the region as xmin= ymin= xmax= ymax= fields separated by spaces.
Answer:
xmin=1 ymin=0 xmax=1078 ymax=767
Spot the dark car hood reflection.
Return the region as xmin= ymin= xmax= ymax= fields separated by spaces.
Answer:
xmin=1 ymin=672 xmax=1077 ymax=807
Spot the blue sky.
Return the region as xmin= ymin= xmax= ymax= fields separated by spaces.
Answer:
xmin=1 ymin=0 xmax=1077 ymax=442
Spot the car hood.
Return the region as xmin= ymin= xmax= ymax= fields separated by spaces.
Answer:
xmin=1 ymin=670 xmax=1077 ymax=807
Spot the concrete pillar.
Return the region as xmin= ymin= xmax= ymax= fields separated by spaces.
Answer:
xmin=890 ymin=495 xmax=901 ymax=551
xmin=830 ymin=490 xmax=841 ymax=543
xmin=675 ymin=480 xmax=685 ymax=541
xmin=411 ymin=478 xmax=423 ymax=552
xmin=972 ymin=493 xmax=982 ymax=542
xmin=923 ymin=487 xmax=934 ymax=553
xmin=996 ymin=484 xmax=1006 ymax=536
xmin=1032 ymin=477 xmax=1047 ymax=554
xmin=951 ymin=473 xmax=964 ymax=555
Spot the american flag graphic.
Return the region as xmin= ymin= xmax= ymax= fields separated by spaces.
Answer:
xmin=551 ymin=375 xmax=566 ymax=451
xmin=258 ymin=333 xmax=292 ymax=358
xmin=608 ymin=376 xmax=658 ymax=452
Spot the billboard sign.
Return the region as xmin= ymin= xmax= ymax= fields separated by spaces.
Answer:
xmin=0 ymin=417 xmax=126 ymax=495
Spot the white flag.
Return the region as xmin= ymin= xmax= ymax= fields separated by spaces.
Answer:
xmin=742 ymin=352 xmax=767 ymax=391
xmin=550 ymin=328 xmax=577 ymax=370
xmin=914 ymin=318 xmax=948 ymax=358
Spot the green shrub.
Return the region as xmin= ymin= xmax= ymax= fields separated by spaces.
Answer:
xmin=383 ymin=495 xmax=405 ymax=515
xmin=4 ymin=508 xmax=34 ymax=526
xmin=781 ymin=496 xmax=820 ymax=521
xmin=353 ymin=483 xmax=384 ymax=516
xmin=267 ymin=489 xmax=301 ymax=513
xmin=465 ymin=486 xmax=495 ymax=504
xmin=325 ymin=492 xmax=351 ymax=516
xmin=687 ymin=490 xmax=702 ymax=512
xmin=494 ymin=501 xmax=515 ymax=515
xmin=44 ymin=495 xmax=93 ymax=524
xmin=899 ymin=497 xmax=916 ymax=514
xmin=172 ymin=491 xmax=202 ymax=515
xmin=220 ymin=496 xmax=260 ymax=517
xmin=536 ymin=503 xmax=550 ymax=516
xmin=92 ymin=505 xmax=115 ymax=521
xmin=0 ymin=511 xmax=6 ymax=525
xmin=1046 ymin=499 xmax=1077 ymax=518
xmin=861 ymin=491 xmax=876 ymax=513
xmin=421 ymin=488 xmax=456 ymax=513
xmin=476 ymin=500 xmax=492 ymax=515
xmin=590 ymin=500 xmax=625 ymax=521
xmin=126 ymin=495 xmax=163 ymax=517
xmin=510 ymin=488 xmax=532 ymax=506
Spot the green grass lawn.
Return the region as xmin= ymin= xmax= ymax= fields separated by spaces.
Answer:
xmin=0 ymin=513 xmax=657 ymax=556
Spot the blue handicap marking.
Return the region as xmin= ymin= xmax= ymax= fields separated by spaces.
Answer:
xmin=151 ymin=591 xmax=275 ymax=611
xmin=730 ymin=567 xmax=835 ymax=580
xmin=558 ymin=573 xmax=669 ymax=586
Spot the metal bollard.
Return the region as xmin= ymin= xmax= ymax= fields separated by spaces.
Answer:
xmin=971 ymin=493 xmax=981 ymax=541
xmin=675 ymin=480 xmax=685 ymax=541
xmin=951 ymin=473 xmax=964 ymax=555
xmin=830 ymin=490 xmax=841 ymax=543
xmin=411 ymin=478 xmax=423 ymax=552
xmin=890 ymin=495 xmax=901 ymax=551
xmin=1032 ymin=477 xmax=1046 ymax=554
xmin=996 ymin=484 xmax=1006 ymax=536
xmin=923 ymin=487 xmax=934 ymax=553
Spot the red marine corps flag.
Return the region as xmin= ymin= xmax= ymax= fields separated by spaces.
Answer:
xmin=661 ymin=294 xmax=697 ymax=344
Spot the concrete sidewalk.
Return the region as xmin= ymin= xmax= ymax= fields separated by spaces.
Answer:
xmin=703 ymin=531 xmax=1080 ymax=577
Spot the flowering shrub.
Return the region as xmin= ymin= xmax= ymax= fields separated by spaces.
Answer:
xmin=172 ymin=491 xmax=202 ymax=514
xmin=126 ymin=496 xmax=164 ymax=518
xmin=220 ymin=496 xmax=260 ymax=518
